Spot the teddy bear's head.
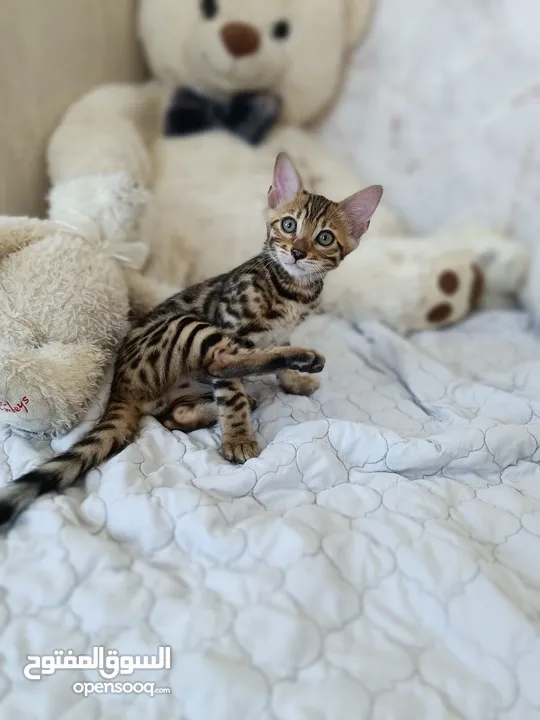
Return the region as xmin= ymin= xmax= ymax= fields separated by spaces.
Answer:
xmin=139 ymin=0 xmax=374 ymax=125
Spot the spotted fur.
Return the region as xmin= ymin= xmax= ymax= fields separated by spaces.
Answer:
xmin=0 ymin=153 xmax=383 ymax=527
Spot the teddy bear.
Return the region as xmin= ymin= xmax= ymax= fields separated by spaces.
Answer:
xmin=45 ymin=0 xmax=530 ymax=336
xmin=0 ymin=173 xmax=176 ymax=439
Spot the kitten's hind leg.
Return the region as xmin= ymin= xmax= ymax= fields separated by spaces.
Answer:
xmin=278 ymin=369 xmax=320 ymax=396
xmin=156 ymin=392 xmax=218 ymax=432
xmin=156 ymin=388 xmax=258 ymax=434
xmin=212 ymin=380 xmax=260 ymax=464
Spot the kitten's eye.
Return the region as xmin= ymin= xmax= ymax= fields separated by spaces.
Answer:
xmin=316 ymin=231 xmax=336 ymax=247
xmin=201 ymin=0 xmax=218 ymax=19
xmin=281 ymin=217 xmax=297 ymax=234
xmin=272 ymin=20 xmax=291 ymax=40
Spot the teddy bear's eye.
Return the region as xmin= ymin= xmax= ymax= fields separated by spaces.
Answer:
xmin=272 ymin=20 xmax=291 ymax=40
xmin=201 ymin=0 xmax=218 ymax=20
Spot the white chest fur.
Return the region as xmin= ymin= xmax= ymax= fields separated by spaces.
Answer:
xmin=252 ymin=301 xmax=312 ymax=349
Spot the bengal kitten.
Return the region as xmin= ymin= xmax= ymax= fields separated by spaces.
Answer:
xmin=0 ymin=153 xmax=382 ymax=526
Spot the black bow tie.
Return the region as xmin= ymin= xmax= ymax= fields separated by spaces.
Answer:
xmin=164 ymin=87 xmax=282 ymax=146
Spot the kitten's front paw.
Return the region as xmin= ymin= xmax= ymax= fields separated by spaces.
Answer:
xmin=222 ymin=438 xmax=261 ymax=464
xmin=287 ymin=348 xmax=326 ymax=374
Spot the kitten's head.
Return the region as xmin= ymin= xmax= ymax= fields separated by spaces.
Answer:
xmin=266 ymin=153 xmax=383 ymax=281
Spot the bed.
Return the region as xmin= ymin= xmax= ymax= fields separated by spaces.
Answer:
xmin=2 ymin=0 xmax=540 ymax=717
xmin=0 ymin=309 xmax=539 ymax=719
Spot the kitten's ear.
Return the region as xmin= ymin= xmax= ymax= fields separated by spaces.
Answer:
xmin=268 ymin=153 xmax=303 ymax=209
xmin=340 ymin=185 xmax=384 ymax=245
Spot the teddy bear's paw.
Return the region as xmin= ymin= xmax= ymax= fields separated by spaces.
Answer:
xmin=476 ymin=241 xmax=530 ymax=295
xmin=49 ymin=173 xmax=150 ymax=246
xmin=436 ymin=224 xmax=531 ymax=296
xmin=418 ymin=263 xmax=484 ymax=332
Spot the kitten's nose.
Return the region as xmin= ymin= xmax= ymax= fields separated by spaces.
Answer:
xmin=221 ymin=22 xmax=261 ymax=57
xmin=291 ymin=248 xmax=307 ymax=262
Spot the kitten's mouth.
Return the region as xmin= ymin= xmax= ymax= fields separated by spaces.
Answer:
xmin=276 ymin=252 xmax=317 ymax=280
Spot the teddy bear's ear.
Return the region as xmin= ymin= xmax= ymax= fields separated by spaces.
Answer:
xmin=280 ymin=0 xmax=376 ymax=125
xmin=343 ymin=0 xmax=376 ymax=51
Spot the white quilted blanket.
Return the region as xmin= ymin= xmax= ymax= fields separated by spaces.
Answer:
xmin=1 ymin=311 xmax=540 ymax=719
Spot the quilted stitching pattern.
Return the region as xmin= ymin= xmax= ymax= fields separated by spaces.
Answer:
xmin=0 ymin=311 xmax=539 ymax=719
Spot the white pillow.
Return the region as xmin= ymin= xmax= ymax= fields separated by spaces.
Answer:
xmin=319 ymin=0 xmax=540 ymax=250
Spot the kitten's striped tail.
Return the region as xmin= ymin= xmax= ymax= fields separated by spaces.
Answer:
xmin=0 ymin=398 xmax=141 ymax=527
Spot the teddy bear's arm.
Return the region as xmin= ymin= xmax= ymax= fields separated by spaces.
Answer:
xmin=123 ymin=268 xmax=181 ymax=321
xmin=47 ymin=81 xmax=163 ymax=188
xmin=0 ymin=219 xmax=61 ymax=261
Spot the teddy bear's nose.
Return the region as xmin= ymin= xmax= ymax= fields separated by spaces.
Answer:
xmin=221 ymin=22 xmax=261 ymax=58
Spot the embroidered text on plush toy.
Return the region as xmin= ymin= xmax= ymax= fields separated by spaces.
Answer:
xmin=0 ymin=397 xmax=30 ymax=414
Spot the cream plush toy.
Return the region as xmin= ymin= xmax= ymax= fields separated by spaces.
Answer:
xmin=46 ymin=0 xmax=529 ymax=335
xmin=0 ymin=174 xmax=174 ymax=438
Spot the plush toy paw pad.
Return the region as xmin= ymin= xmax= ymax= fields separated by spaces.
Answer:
xmin=427 ymin=302 xmax=453 ymax=323
xmin=438 ymin=270 xmax=460 ymax=295
xmin=425 ymin=264 xmax=485 ymax=327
